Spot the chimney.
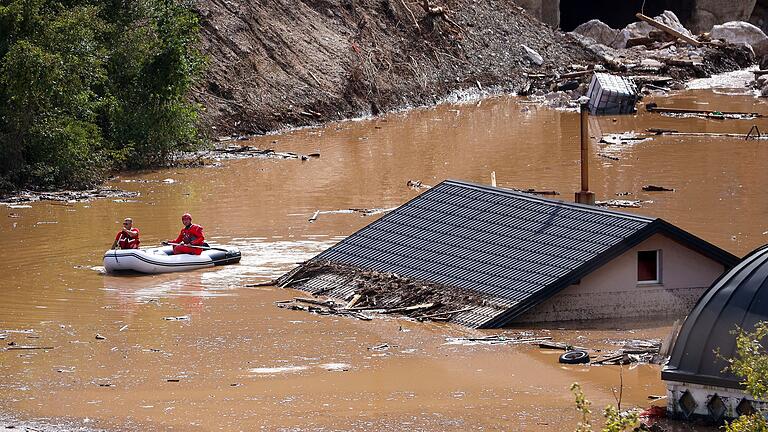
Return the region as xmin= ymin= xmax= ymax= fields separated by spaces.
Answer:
xmin=574 ymin=101 xmax=595 ymax=205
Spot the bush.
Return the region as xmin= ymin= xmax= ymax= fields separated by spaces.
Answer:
xmin=724 ymin=321 xmax=768 ymax=432
xmin=570 ymin=382 xmax=639 ymax=432
xmin=0 ymin=0 xmax=205 ymax=191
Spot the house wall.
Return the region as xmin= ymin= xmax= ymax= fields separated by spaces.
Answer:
xmin=666 ymin=380 xmax=767 ymax=420
xmin=514 ymin=233 xmax=726 ymax=323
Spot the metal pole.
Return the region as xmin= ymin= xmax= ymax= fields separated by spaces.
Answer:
xmin=580 ymin=102 xmax=589 ymax=192
xmin=575 ymin=102 xmax=595 ymax=205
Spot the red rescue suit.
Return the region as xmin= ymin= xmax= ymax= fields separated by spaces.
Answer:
xmin=170 ymin=224 xmax=205 ymax=255
xmin=115 ymin=228 xmax=140 ymax=249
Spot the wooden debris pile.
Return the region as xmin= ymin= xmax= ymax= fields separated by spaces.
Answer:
xmin=275 ymin=261 xmax=492 ymax=323
xmin=0 ymin=188 xmax=139 ymax=205
xmin=591 ymin=339 xmax=664 ymax=365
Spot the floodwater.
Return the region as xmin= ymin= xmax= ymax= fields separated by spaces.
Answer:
xmin=1 ymin=80 xmax=767 ymax=430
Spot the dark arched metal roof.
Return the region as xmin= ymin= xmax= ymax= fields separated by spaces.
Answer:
xmin=662 ymin=245 xmax=768 ymax=388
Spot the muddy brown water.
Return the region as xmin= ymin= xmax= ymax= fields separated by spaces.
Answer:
xmin=1 ymin=84 xmax=767 ymax=431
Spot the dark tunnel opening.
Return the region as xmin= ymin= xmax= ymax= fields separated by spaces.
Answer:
xmin=559 ymin=0 xmax=695 ymax=32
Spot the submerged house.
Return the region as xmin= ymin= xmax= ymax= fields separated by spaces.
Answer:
xmin=285 ymin=180 xmax=738 ymax=328
xmin=662 ymin=245 xmax=768 ymax=422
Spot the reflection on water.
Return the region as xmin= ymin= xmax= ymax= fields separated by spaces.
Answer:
xmin=1 ymin=89 xmax=767 ymax=430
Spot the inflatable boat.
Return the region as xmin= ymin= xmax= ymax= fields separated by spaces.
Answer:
xmin=103 ymin=245 xmax=241 ymax=274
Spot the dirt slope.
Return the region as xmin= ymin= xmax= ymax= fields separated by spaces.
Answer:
xmin=193 ymin=0 xmax=597 ymax=135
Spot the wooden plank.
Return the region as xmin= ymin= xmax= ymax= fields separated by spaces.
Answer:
xmin=635 ymin=13 xmax=701 ymax=46
xmin=294 ymin=297 xmax=333 ymax=306
xmin=379 ymin=303 xmax=436 ymax=314
xmin=345 ymin=294 xmax=362 ymax=309
xmin=417 ymin=307 xmax=475 ymax=320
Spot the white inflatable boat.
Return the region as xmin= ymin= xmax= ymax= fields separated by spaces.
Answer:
xmin=103 ymin=245 xmax=241 ymax=274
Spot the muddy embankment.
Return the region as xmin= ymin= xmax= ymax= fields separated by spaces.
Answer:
xmin=193 ymin=0 xmax=594 ymax=135
xmin=193 ymin=0 xmax=755 ymax=137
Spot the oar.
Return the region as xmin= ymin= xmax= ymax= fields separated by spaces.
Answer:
xmin=164 ymin=242 xmax=232 ymax=253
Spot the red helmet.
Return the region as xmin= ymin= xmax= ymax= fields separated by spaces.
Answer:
xmin=182 ymin=213 xmax=192 ymax=220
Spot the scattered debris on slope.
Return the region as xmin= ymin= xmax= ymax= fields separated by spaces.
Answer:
xmin=193 ymin=0 xmax=598 ymax=135
xmin=194 ymin=3 xmax=755 ymax=135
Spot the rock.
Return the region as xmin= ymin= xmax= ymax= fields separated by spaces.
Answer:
xmin=689 ymin=0 xmax=758 ymax=34
xmin=640 ymin=59 xmax=664 ymax=69
xmin=521 ymin=44 xmax=544 ymax=66
xmin=711 ymin=21 xmax=768 ymax=56
xmin=558 ymin=80 xmax=580 ymax=91
xmin=572 ymin=20 xmax=620 ymax=47
xmin=761 ymin=82 xmax=768 ymax=96
xmin=754 ymin=38 xmax=768 ymax=60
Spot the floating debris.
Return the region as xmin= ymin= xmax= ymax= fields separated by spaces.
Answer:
xmin=599 ymin=133 xmax=651 ymax=146
xmin=511 ymin=188 xmax=560 ymax=196
xmin=595 ymin=199 xmax=652 ymax=208
xmin=0 ymin=188 xmax=139 ymax=205
xmin=643 ymin=185 xmax=675 ymax=192
xmin=306 ymin=207 xmax=398 ymax=223
xmin=645 ymin=103 xmax=763 ymax=119
xmin=162 ymin=315 xmax=190 ymax=321
xmin=203 ymin=145 xmax=320 ymax=161
xmin=444 ymin=335 xmax=552 ymax=346
xmin=407 ymin=179 xmax=432 ymax=190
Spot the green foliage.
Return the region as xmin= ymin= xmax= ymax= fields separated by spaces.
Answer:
xmin=724 ymin=321 xmax=768 ymax=432
xmin=725 ymin=414 xmax=768 ymax=432
xmin=600 ymin=404 xmax=639 ymax=432
xmin=570 ymin=383 xmax=639 ymax=432
xmin=571 ymin=383 xmax=593 ymax=432
xmin=0 ymin=0 xmax=205 ymax=192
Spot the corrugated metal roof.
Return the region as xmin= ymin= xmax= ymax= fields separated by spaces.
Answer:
xmin=662 ymin=245 xmax=768 ymax=389
xmin=291 ymin=179 xmax=739 ymax=328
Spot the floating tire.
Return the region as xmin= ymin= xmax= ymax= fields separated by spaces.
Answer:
xmin=559 ymin=349 xmax=590 ymax=364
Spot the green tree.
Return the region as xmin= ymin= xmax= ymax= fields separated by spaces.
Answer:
xmin=0 ymin=0 xmax=205 ymax=192
xmin=724 ymin=321 xmax=768 ymax=432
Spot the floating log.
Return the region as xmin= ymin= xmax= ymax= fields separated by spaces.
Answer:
xmin=643 ymin=185 xmax=674 ymax=192
xmin=6 ymin=346 xmax=54 ymax=350
xmin=646 ymin=105 xmax=763 ymax=117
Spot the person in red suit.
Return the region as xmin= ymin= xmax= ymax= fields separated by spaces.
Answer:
xmin=163 ymin=213 xmax=205 ymax=255
xmin=112 ymin=217 xmax=140 ymax=249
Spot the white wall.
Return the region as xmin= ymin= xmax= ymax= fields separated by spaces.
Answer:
xmin=514 ymin=233 xmax=726 ymax=323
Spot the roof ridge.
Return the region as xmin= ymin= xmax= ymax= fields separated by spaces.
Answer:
xmin=443 ymin=179 xmax=657 ymax=223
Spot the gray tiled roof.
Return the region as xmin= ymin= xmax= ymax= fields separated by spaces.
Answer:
xmin=306 ymin=180 xmax=738 ymax=328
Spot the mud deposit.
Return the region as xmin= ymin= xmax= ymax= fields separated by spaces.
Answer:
xmin=2 ymin=85 xmax=767 ymax=430
xmin=193 ymin=0 xmax=752 ymax=136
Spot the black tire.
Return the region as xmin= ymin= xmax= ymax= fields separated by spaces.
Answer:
xmin=559 ymin=349 xmax=590 ymax=364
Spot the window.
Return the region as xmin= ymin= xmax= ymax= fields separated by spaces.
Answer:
xmin=637 ymin=250 xmax=660 ymax=283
